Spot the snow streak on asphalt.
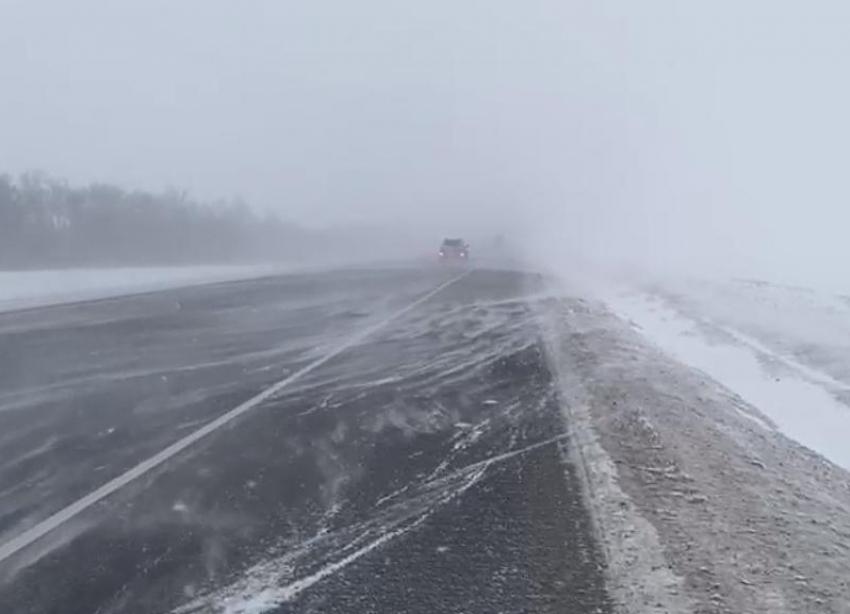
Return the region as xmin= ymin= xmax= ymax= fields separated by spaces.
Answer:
xmin=0 ymin=272 xmax=470 ymax=565
xmin=174 ymin=436 xmax=570 ymax=614
xmin=176 ymin=467 xmax=490 ymax=614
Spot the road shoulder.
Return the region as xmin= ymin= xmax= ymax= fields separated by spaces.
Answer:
xmin=539 ymin=296 xmax=850 ymax=614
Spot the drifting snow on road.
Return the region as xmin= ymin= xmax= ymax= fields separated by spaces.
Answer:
xmin=0 ymin=269 xmax=610 ymax=614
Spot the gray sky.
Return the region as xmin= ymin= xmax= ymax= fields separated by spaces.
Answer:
xmin=2 ymin=1 xmax=850 ymax=280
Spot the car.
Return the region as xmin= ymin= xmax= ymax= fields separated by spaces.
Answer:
xmin=439 ymin=238 xmax=469 ymax=263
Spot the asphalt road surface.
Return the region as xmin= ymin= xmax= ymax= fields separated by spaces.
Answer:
xmin=0 ymin=267 xmax=611 ymax=614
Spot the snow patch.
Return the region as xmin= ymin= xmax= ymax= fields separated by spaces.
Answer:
xmin=605 ymin=290 xmax=850 ymax=472
xmin=0 ymin=265 xmax=289 ymax=313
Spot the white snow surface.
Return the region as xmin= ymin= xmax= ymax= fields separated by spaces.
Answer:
xmin=0 ymin=265 xmax=289 ymax=312
xmin=599 ymin=277 xmax=850 ymax=472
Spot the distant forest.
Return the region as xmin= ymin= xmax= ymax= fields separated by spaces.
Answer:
xmin=0 ymin=171 xmax=307 ymax=269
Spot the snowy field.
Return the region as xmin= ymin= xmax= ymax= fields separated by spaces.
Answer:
xmin=0 ymin=265 xmax=291 ymax=313
xmin=600 ymin=276 xmax=850 ymax=472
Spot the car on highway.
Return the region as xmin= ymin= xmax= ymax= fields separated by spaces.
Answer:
xmin=439 ymin=238 xmax=469 ymax=263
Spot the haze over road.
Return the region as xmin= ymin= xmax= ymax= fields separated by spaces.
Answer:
xmin=0 ymin=267 xmax=609 ymax=614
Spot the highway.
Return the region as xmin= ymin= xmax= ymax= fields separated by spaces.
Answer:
xmin=0 ymin=267 xmax=610 ymax=614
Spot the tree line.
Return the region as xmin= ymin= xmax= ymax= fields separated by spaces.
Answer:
xmin=0 ymin=171 xmax=308 ymax=269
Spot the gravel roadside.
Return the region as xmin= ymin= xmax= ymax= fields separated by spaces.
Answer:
xmin=539 ymin=296 xmax=850 ymax=614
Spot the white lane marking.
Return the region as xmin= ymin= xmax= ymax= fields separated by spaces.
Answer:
xmin=0 ymin=271 xmax=472 ymax=565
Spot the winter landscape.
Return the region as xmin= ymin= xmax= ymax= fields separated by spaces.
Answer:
xmin=3 ymin=2 xmax=850 ymax=613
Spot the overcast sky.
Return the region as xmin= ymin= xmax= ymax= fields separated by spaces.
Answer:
xmin=2 ymin=1 xmax=850 ymax=280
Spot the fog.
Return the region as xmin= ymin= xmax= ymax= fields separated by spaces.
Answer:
xmin=2 ymin=1 xmax=850 ymax=283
